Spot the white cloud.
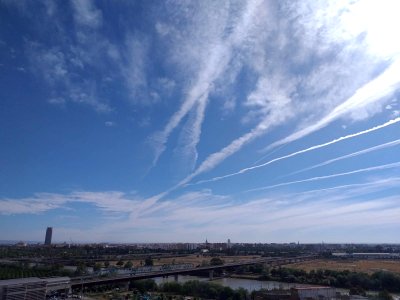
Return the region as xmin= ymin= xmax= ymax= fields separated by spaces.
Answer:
xmin=157 ymin=77 xmax=175 ymax=94
xmin=173 ymin=100 xmax=207 ymax=174
xmin=267 ymin=59 xmax=400 ymax=150
xmin=174 ymin=75 xmax=296 ymax=188
xmin=148 ymin=0 xmax=400 ymax=191
xmin=0 ymin=198 xmax=63 ymax=215
xmin=48 ymin=97 xmax=66 ymax=106
xmin=221 ymin=98 xmax=236 ymax=115
xmin=71 ymin=0 xmax=103 ymax=28
xmin=122 ymin=35 xmax=152 ymax=105
xmin=5 ymin=1 xmax=400 ymax=243
xmin=2 ymin=177 xmax=398 ymax=242
xmin=149 ymin=0 xmax=267 ymax=168
xmin=105 ymin=121 xmax=115 ymax=127
xmin=0 ymin=191 xmax=140 ymax=216
xmin=24 ymin=7 xmax=114 ymax=113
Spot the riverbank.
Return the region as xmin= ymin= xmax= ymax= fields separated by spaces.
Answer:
xmin=229 ymin=274 xmax=260 ymax=280
xmin=287 ymin=259 xmax=400 ymax=275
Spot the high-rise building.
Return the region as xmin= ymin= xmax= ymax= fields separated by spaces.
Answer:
xmin=44 ymin=227 xmax=52 ymax=245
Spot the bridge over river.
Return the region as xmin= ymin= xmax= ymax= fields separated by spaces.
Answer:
xmin=70 ymin=255 xmax=317 ymax=288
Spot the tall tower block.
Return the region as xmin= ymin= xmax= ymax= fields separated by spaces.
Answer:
xmin=44 ymin=227 xmax=52 ymax=245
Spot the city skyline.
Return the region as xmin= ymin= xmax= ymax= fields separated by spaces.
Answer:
xmin=0 ymin=0 xmax=399 ymax=243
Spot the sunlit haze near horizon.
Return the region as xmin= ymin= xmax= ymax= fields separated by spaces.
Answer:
xmin=0 ymin=0 xmax=399 ymax=243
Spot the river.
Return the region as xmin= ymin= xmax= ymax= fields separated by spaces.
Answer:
xmin=152 ymin=275 xmax=400 ymax=300
xmin=153 ymin=275 xmax=317 ymax=292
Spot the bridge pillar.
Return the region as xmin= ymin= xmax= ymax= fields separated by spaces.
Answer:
xmin=174 ymin=274 xmax=179 ymax=282
xmin=209 ymin=270 xmax=214 ymax=280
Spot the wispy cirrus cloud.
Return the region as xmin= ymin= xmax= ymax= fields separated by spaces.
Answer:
xmin=71 ymin=0 xmax=102 ymax=28
xmin=147 ymin=0 xmax=400 ymax=200
xmin=27 ymin=43 xmax=112 ymax=113
xmin=149 ymin=0 xmax=267 ymax=168
xmin=2 ymin=177 xmax=399 ymax=242
xmin=3 ymin=0 xmax=400 ymax=243
xmin=22 ymin=0 xmax=117 ymax=113
xmin=267 ymin=59 xmax=400 ymax=150
xmin=0 ymin=191 xmax=140 ymax=216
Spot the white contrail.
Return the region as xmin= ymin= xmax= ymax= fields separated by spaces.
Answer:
xmin=194 ymin=117 xmax=400 ymax=185
xmin=287 ymin=177 xmax=400 ymax=197
xmin=286 ymin=139 xmax=400 ymax=177
xmin=265 ymin=58 xmax=400 ymax=151
xmin=149 ymin=0 xmax=263 ymax=168
xmin=192 ymin=58 xmax=400 ymax=186
xmin=246 ymin=161 xmax=400 ymax=192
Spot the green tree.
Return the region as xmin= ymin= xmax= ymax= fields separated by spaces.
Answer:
xmin=161 ymin=282 xmax=182 ymax=294
xmin=210 ymin=257 xmax=224 ymax=265
xmin=74 ymin=262 xmax=87 ymax=275
xmin=144 ymin=256 xmax=153 ymax=266
xmin=116 ymin=259 xmax=124 ymax=267
xmin=130 ymin=279 xmax=157 ymax=293
xmin=93 ymin=263 xmax=102 ymax=272
xmin=124 ymin=260 xmax=133 ymax=269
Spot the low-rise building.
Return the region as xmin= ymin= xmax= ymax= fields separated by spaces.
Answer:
xmin=0 ymin=277 xmax=47 ymax=300
xmin=0 ymin=277 xmax=70 ymax=300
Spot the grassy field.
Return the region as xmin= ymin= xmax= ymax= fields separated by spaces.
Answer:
xmin=286 ymin=259 xmax=400 ymax=274
xmin=109 ymin=254 xmax=261 ymax=267
xmin=154 ymin=254 xmax=260 ymax=266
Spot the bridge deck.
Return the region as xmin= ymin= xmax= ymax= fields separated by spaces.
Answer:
xmin=70 ymin=255 xmax=316 ymax=288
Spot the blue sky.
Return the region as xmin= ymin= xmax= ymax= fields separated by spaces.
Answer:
xmin=0 ymin=0 xmax=399 ymax=243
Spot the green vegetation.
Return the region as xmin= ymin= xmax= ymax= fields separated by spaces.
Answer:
xmin=124 ymin=260 xmax=133 ymax=268
xmin=0 ymin=244 xmax=204 ymax=261
xmin=129 ymin=279 xmax=249 ymax=300
xmin=74 ymin=262 xmax=88 ymax=275
xmin=93 ymin=262 xmax=102 ymax=272
xmin=145 ymin=256 xmax=154 ymax=266
xmin=116 ymin=259 xmax=124 ymax=266
xmin=267 ymin=267 xmax=400 ymax=293
xmin=0 ymin=263 xmax=72 ymax=280
xmin=129 ymin=279 xmax=158 ymax=293
xmin=210 ymin=257 xmax=224 ymax=265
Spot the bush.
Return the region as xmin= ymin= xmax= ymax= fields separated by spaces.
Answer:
xmin=210 ymin=257 xmax=224 ymax=265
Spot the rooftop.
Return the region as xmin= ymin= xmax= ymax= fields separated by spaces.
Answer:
xmin=0 ymin=277 xmax=45 ymax=287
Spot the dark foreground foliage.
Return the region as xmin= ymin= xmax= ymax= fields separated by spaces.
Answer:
xmin=0 ymin=263 xmax=72 ymax=279
xmin=130 ymin=279 xmax=249 ymax=300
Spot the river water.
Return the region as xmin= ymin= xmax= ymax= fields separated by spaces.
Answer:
xmin=153 ymin=275 xmax=315 ymax=292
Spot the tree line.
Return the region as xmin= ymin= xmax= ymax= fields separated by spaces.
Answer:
xmin=129 ymin=279 xmax=249 ymax=300
xmin=0 ymin=263 xmax=72 ymax=280
xmin=267 ymin=267 xmax=400 ymax=293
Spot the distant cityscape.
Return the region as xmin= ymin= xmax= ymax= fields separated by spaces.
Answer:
xmin=0 ymin=227 xmax=400 ymax=300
